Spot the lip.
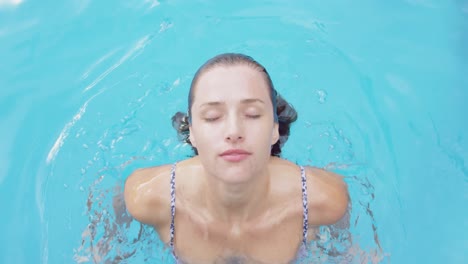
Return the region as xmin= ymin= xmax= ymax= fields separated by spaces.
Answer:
xmin=220 ymin=149 xmax=251 ymax=162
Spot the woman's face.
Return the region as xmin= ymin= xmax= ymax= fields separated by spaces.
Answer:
xmin=189 ymin=65 xmax=279 ymax=183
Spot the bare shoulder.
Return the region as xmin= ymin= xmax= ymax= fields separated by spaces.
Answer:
xmin=304 ymin=166 xmax=349 ymax=226
xmin=124 ymin=164 xmax=174 ymax=228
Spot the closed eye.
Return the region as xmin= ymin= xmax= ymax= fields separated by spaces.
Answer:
xmin=204 ymin=117 xmax=220 ymax=122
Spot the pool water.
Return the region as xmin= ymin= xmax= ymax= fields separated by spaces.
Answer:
xmin=0 ymin=0 xmax=466 ymax=263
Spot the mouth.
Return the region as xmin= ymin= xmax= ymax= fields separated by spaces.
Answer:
xmin=219 ymin=149 xmax=252 ymax=162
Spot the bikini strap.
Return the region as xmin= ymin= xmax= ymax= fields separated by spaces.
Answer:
xmin=169 ymin=163 xmax=177 ymax=258
xmin=300 ymin=165 xmax=309 ymax=247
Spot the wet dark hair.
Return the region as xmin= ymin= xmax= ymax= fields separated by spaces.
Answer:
xmin=171 ymin=53 xmax=297 ymax=157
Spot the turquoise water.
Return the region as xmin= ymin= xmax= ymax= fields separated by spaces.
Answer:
xmin=1 ymin=0 xmax=466 ymax=263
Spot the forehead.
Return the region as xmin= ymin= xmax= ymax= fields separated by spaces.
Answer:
xmin=193 ymin=65 xmax=270 ymax=102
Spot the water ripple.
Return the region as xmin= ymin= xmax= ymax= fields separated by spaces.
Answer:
xmin=83 ymin=35 xmax=153 ymax=92
xmin=46 ymin=90 xmax=105 ymax=164
xmin=81 ymin=48 xmax=121 ymax=81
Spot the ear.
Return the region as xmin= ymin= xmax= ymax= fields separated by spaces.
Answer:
xmin=189 ymin=126 xmax=197 ymax=148
xmin=271 ymin=123 xmax=280 ymax=145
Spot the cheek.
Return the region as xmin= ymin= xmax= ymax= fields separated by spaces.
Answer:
xmin=251 ymin=124 xmax=275 ymax=146
xmin=191 ymin=124 xmax=220 ymax=149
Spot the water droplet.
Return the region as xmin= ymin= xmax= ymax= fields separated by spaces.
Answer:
xmin=163 ymin=138 xmax=171 ymax=147
xmin=158 ymin=82 xmax=172 ymax=93
xmin=316 ymin=90 xmax=327 ymax=103
xmin=344 ymin=138 xmax=351 ymax=145
xmin=99 ymin=144 xmax=109 ymax=151
xmin=159 ymin=21 xmax=173 ymax=33
xmin=121 ymin=125 xmax=139 ymax=136
xmin=64 ymin=184 xmax=68 ymax=188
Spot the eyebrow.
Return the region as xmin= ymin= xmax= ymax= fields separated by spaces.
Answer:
xmin=200 ymin=99 xmax=265 ymax=108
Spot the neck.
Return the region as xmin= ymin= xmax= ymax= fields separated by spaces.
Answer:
xmin=203 ymin=167 xmax=270 ymax=223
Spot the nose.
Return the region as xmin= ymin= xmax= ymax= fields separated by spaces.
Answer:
xmin=225 ymin=115 xmax=244 ymax=143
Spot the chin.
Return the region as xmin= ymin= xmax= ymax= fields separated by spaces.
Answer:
xmin=215 ymin=162 xmax=256 ymax=183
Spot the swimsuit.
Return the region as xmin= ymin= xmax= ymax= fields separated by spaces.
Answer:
xmin=169 ymin=163 xmax=309 ymax=263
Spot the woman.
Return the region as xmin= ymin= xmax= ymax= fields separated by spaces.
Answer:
xmin=124 ymin=53 xmax=349 ymax=264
